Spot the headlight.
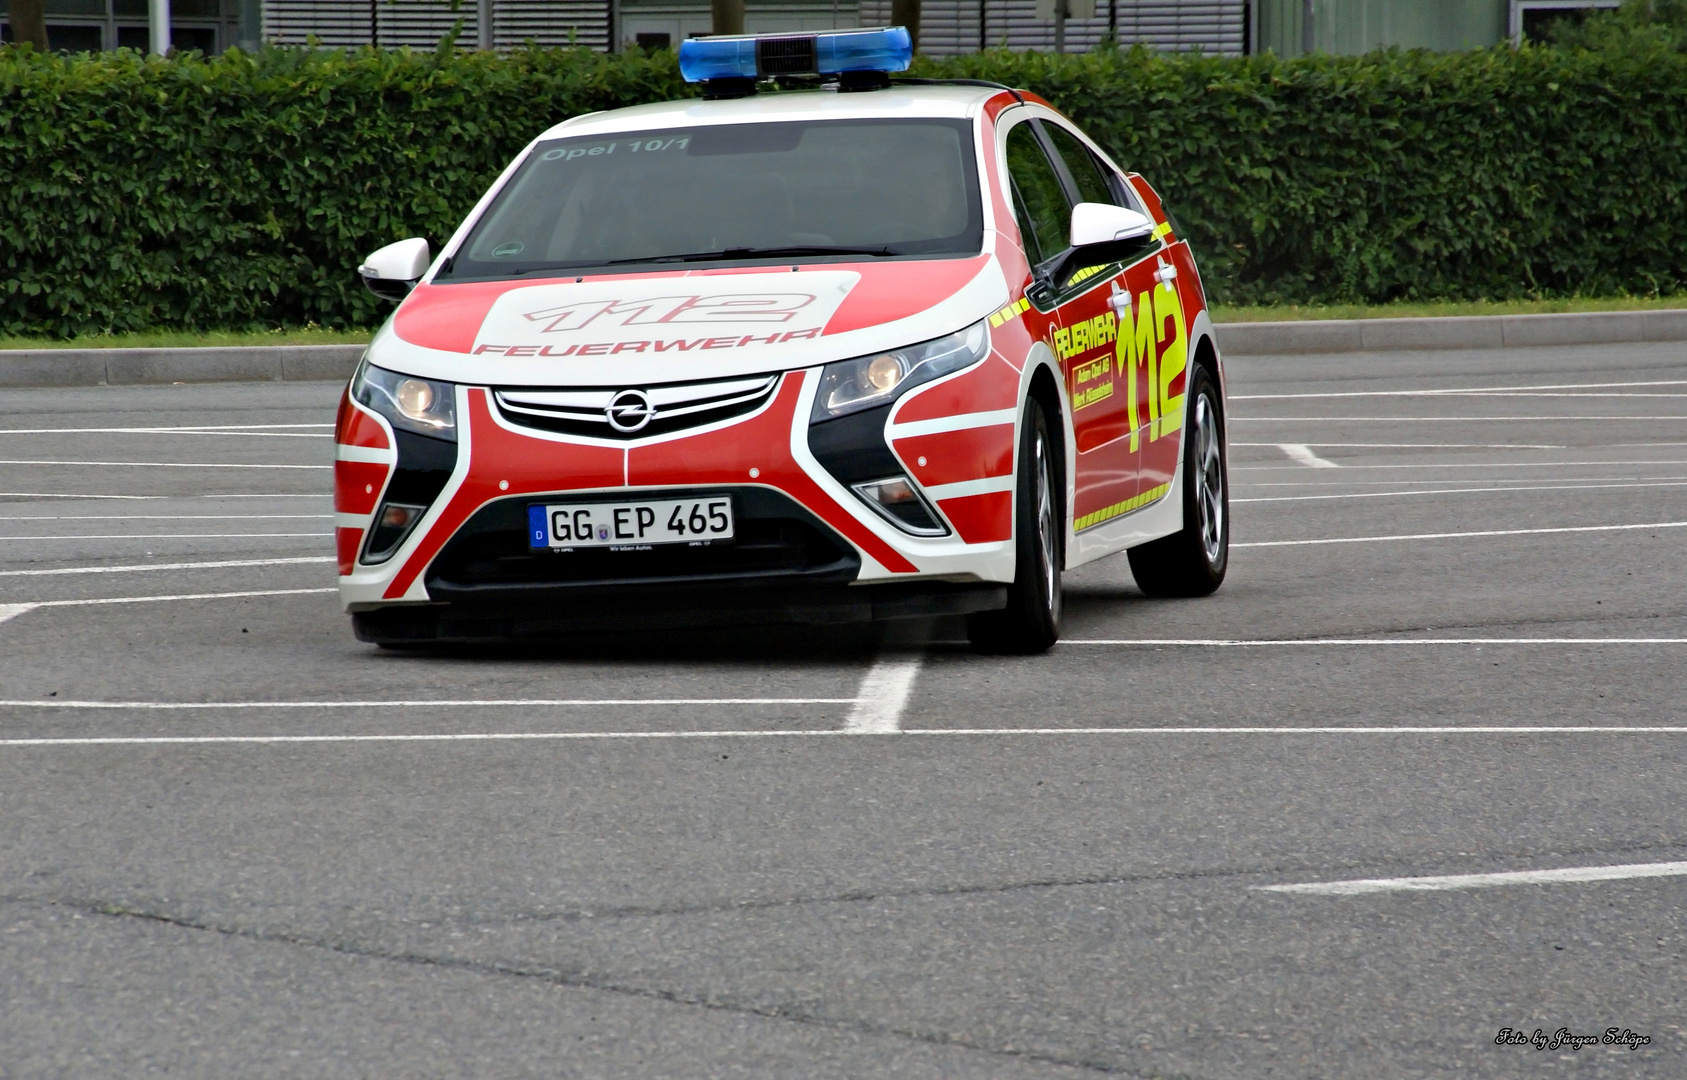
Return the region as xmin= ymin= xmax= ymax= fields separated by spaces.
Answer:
xmin=810 ymin=320 xmax=990 ymax=422
xmin=352 ymin=362 xmax=457 ymax=440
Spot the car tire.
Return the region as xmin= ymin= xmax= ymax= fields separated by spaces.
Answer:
xmin=1127 ymin=365 xmax=1228 ymax=597
xmin=967 ymin=400 xmax=1063 ymax=654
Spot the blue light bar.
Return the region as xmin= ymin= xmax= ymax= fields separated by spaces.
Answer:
xmin=677 ymin=35 xmax=759 ymax=83
xmin=678 ymin=27 xmax=913 ymax=85
xmin=815 ymin=27 xmax=913 ymax=75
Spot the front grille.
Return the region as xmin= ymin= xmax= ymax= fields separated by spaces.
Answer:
xmin=494 ymin=374 xmax=778 ymax=441
xmin=756 ymin=35 xmax=817 ymax=75
xmin=425 ymin=488 xmax=858 ymax=599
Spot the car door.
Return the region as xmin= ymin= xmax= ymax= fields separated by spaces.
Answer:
xmin=1012 ymin=119 xmax=1141 ymax=531
xmin=1040 ymin=121 xmax=1185 ymax=518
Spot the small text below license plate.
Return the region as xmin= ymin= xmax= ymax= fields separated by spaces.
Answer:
xmin=529 ymin=498 xmax=734 ymax=549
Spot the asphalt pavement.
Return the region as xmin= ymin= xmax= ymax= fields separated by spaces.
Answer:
xmin=2 ymin=343 xmax=1685 ymax=1078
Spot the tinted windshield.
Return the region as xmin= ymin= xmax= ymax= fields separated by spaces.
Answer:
xmin=438 ymin=118 xmax=982 ymax=280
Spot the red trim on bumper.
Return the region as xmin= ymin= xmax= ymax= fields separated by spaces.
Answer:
xmin=938 ymin=491 xmax=1013 ymax=544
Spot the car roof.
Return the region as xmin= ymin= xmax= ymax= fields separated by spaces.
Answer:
xmin=536 ymin=84 xmax=1009 ymax=142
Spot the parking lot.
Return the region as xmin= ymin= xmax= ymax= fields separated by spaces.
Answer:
xmin=2 ymin=340 xmax=1684 ymax=1077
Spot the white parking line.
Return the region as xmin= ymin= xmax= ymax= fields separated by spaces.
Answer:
xmin=0 ymin=424 xmax=331 ymax=434
xmin=0 ymin=514 xmax=333 ymax=521
xmin=0 ymin=493 xmax=328 ymax=501
xmin=0 ymin=589 xmax=341 ymax=628
xmin=0 ymin=533 xmax=327 ymax=541
xmin=1247 ymin=476 xmax=1687 ymax=488
xmin=845 ymin=656 xmax=922 ymax=733
xmin=1234 ymin=520 xmax=1687 ymax=548
xmin=1235 ymin=460 xmax=1687 ymax=471
xmin=0 ymin=556 xmax=334 ymax=577
xmin=0 ymin=697 xmax=855 ymax=709
xmin=0 ymin=491 xmax=164 ymax=500
xmin=844 ymin=623 xmax=927 ymax=733
xmin=1234 ymin=481 xmax=1687 ymax=504
xmin=0 ymin=428 xmax=331 ymax=439
xmin=1232 ymin=379 xmax=1687 ymax=401
xmin=4 ymin=725 xmax=1686 ymax=748
xmin=46 ymin=588 xmax=335 ymax=608
xmin=1064 ymin=638 xmax=1687 ymax=646
xmin=1257 ymin=860 xmax=1687 ymax=896
xmin=1231 ymin=415 xmax=1687 ymax=422
xmin=1238 ymin=442 xmax=1566 ymax=449
xmin=1276 ymin=443 xmax=1340 ymax=468
xmin=0 ymin=460 xmax=328 ymax=470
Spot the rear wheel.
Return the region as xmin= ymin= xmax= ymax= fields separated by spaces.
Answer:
xmin=1127 ymin=365 xmax=1228 ymax=597
xmin=967 ymin=401 xmax=1062 ymax=654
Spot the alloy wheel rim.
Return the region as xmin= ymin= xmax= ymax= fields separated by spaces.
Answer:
xmin=1195 ymin=393 xmax=1224 ymax=564
xmin=1035 ymin=430 xmax=1057 ymax=606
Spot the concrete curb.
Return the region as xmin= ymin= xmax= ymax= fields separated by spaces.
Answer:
xmin=1217 ymin=308 xmax=1687 ymax=356
xmin=0 ymin=345 xmax=366 ymax=389
xmin=1 ymin=310 xmax=1684 ymax=388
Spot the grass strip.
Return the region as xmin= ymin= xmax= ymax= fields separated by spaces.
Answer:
xmin=1211 ymin=295 xmax=1687 ymax=323
xmin=0 ymin=328 xmax=372 ymax=350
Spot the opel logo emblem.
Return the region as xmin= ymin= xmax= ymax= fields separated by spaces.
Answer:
xmin=606 ymin=389 xmax=654 ymax=433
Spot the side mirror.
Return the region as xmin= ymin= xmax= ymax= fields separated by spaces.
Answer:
xmin=359 ymin=238 xmax=431 ymax=302
xmin=1069 ymin=203 xmax=1154 ymax=249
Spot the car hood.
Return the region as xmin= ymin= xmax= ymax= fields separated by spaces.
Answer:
xmin=365 ymin=255 xmax=1006 ymax=387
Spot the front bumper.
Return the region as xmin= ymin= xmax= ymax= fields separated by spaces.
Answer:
xmin=337 ymin=369 xmax=1017 ymax=626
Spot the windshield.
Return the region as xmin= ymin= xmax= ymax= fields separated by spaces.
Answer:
xmin=437 ymin=118 xmax=983 ymax=280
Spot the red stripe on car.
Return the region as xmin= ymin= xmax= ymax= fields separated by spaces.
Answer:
xmin=936 ymin=491 xmax=1013 ymax=544
xmin=894 ymin=424 xmax=1014 ymax=490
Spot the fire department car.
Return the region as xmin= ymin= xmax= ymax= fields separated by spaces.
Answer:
xmin=337 ymin=27 xmax=1228 ymax=653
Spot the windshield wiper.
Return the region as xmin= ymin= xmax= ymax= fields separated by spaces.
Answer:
xmin=501 ymin=246 xmax=896 ymax=277
xmin=602 ymin=245 xmax=899 ymax=266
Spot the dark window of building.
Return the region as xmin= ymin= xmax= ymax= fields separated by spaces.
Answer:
xmin=635 ymin=32 xmax=670 ymax=51
xmin=47 ymin=23 xmax=102 ymax=50
xmin=172 ymin=24 xmax=215 ymax=51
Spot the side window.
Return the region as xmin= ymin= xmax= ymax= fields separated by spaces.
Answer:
xmin=1004 ymin=122 xmax=1072 ymax=267
xmin=1042 ymin=124 xmax=1117 ymax=208
xmin=1009 ymin=180 xmax=1044 ymax=264
xmin=1043 ymin=124 xmax=1140 ymax=210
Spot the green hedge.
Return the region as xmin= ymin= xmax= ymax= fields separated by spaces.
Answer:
xmin=2 ymin=40 xmax=1685 ymax=335
xmin=0 ymin=44 xmax=691 ymax=336
xmin=939 ymin=45 xmax=1687 ymax=306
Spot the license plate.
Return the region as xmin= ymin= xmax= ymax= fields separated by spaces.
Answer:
xmin=528 ymin=497 xmax=734 ymax=550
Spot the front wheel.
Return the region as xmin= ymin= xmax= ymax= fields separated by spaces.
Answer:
xmin=967 ymin=401 xmax=1062 ymax=654
xmin=1127 ymin=365 xmax=1228 ymax=597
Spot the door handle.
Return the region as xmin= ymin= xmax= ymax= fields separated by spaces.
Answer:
xmin=1107 ymin=283 xmax=1131 ymax=319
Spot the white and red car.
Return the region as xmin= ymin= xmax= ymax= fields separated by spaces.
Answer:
xmin=336 ymin=29 xmax=1228 ymax=653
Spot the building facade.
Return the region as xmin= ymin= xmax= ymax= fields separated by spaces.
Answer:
xmin=0 ymin=0 xmax=1624 ymax=56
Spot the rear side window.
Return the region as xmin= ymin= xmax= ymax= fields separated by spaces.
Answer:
xmin=1004 ymin=122 xmax=1072 ymax=266
xmin=1042 ymin=123 xmax=1121 ymax=208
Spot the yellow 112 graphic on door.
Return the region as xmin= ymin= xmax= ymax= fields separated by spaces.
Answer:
xmin=1061 ymin=275 xmax=1187 ymax=452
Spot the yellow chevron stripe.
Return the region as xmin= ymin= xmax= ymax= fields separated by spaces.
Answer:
xmin=1072 ymin=482 xmax=1171 ymax=532
xmin=1151 ymin=222 xmax=1173 ymax=242
xmin=989 ymin=297 xmax=1033 ymax=328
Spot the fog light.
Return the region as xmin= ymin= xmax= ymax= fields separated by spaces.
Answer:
xmin=362 ymin=502 xmax=428 ymax=564
xmin=861 ymin=477 xmax=917 ymax=504
xmin=851 ymin=476 xmax=947 ymax=537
